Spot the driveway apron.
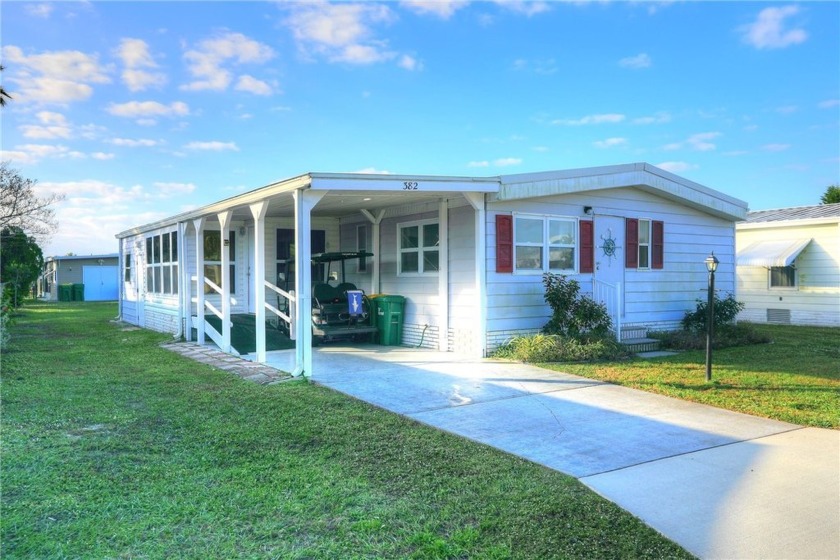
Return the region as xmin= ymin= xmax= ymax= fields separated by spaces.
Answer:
xmin=262 ymin=345 xmax=840 ymax=560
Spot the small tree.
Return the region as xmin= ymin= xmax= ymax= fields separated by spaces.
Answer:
xmin=680 ymin=293 xmax=744 ymax=334
xmin=541 ymin=273 xmax=612 ymax=339
xmin=0 ymin=227 xmax=44 ymax=307
xmin=820 ymin=185 xmax=840 ymax=205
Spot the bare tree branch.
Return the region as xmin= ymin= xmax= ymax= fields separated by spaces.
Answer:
xmin=0 ymin=161 xmax=65 ymax=239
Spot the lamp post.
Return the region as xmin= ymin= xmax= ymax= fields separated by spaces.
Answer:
xmin=704 ymin=252 xmax=719 ymax=382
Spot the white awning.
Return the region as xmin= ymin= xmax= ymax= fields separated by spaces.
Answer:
xmin=737 ymin=238 xmax=812 ymax=267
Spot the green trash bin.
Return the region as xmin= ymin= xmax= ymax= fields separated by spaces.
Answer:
xmin=374 ymin=295 xmax=405 ymax=346
xmin=58 ymin=284 xmax=73 ymax=302
xmin=72 ymin=283 xmax=85 ymax=301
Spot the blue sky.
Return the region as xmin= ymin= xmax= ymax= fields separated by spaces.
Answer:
xmin=2 ymin=1 xmax=838 ymax=256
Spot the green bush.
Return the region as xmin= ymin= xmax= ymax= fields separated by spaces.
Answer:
xmin=681 ymin=292 xmax=744 ymax=334
xmin=493 ymin=334 xmax=628 ymax=363
xmin=653 ymin=322 xmax=771 ymax=351
xmin=542 ymin=273 xmax=612 ymax=339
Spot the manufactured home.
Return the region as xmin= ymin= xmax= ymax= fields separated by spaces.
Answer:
xmin=115 ymin=163 xmax=747 ymax=377
xmin=38 ymin=254 xmax=119 ymax=302
xmin=736 ymin=203 xmax=840 ymax=327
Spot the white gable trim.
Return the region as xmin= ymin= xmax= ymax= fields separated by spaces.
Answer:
xmin=495 ymin=162 xmax=747 ymax=222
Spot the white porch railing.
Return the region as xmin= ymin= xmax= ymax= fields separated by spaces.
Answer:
xmin=593 ymin=280 xmax=622 ymax=342
xmin=265 ymin=280 xmax=296 ymax=340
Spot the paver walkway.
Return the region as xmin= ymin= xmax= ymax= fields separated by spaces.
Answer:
xmin=160 ymin=342 xmax=292 ymax=385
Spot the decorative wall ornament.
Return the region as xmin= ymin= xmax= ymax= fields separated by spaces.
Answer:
xmin=599 ymin=228 xmax=621 ymax=265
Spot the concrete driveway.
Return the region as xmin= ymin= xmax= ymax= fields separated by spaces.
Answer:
xmin=261 ymin=345 xmax=840 ymax=560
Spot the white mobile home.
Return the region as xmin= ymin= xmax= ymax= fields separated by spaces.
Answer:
xmin=736 ymin=203 xmax=840 ymax=327
xmin=115 ymin=163 xmax=747 ymax=377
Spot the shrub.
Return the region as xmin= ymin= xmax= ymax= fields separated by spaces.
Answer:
xmin=493 ymin=334 xmax=628 ymax=363
xmin=681 ymin=292 xmax=744 ymax=334
xmin=0 ymin=294 xmax=12 ymax=352
xmin=541 ymin=273 xmax=612 ymax=340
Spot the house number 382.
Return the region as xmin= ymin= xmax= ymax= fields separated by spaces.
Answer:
xmin=403 ymin=181 xmax=419 ymax=190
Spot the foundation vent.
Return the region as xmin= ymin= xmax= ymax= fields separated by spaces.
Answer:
xmin=767 ymin=309 xmax=791 ymax=324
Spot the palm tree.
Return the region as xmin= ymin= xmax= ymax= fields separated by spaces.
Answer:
xmin=1 ymin=65 xmax=12 ymax=107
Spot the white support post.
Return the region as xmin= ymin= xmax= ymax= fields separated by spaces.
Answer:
xmin=218 ymin=210 xmax=233 ymax=353
xmin=360 ymin=208 xmax=385 ymax=295
xmin=438 ymin=199 xmax=449 ymax=351
xmin=193 ymin=217 xmax=206 ymax=344
xmin=179 ymin=222 xmax=190 ymax=341
xmin=464 ymin=192 xmax=487 ymax=357
xmin=294 ymin=189 xmax=326 ymax=378
xmin=250 ymin=201 xmax=269 ymax=363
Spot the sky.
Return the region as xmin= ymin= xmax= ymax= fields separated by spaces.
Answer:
xmin=2 ymin=1 xmax=838 ymax=257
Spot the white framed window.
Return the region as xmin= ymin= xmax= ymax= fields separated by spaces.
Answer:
xmin=769 ymin=266 xmax=796 ymax=289
xmin=203 ymin=230 xmax=235 ymax=294
xmin=398 ymin=219 xmax=439 ymax=275
xmin=514 ymin=215 xmax=576 ymax=273
xmin=124 ymin=252 xmax=132 ymax=283
xmin=638 ymin=219 xmax=651 ymax=269
xmin=357 ymin=225 xmax=368 ymax=272
xmin=145 ymin=231 xmax=178 ymax=295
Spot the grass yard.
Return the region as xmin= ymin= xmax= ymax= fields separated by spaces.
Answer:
xmin=1 ymin=302 xmax=691 ymax=559
xmin=546 ymin=324 xmax=840 ymax=429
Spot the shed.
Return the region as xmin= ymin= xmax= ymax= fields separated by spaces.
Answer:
xmin=115 ymin=162 xmax=747 ymax=377
xmin=736 ymin=203 xmax=840 ymax=326
xmin=38 ymin=254 xmax=120 ymax=302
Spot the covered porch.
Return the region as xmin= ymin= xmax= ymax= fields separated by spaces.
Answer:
xmin=176 ymin=172 xmax=499 ymax=377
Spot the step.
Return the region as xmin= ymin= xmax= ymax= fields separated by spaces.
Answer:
xmin=620 ymin=337 xmax=661 ymax=354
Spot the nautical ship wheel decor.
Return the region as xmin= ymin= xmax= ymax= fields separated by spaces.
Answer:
xmin=599 ymin=228 xmax=620 ymax=265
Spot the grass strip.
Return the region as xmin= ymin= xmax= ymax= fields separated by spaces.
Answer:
xmin=2 ymin=302 xmax=691 ymax=559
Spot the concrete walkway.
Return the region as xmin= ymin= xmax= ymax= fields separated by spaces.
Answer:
xmin=219 ymin=344 xmax=836 ymax=559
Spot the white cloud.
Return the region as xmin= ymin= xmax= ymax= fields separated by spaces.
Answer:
xmin=91 ymin=152 xmax=115 ymax=160
xmin=19 ymin=111 xmax=72 ymax=139
xmin=115 ymin=38 xmax=167 ymax=92
xmin=106 ymin=100 xmax=190 ymax=119
xmin=1 ymin=143 xmax=87 ymax=164
xmin=25 ymin=3 xmax=53 ymax=18
xmin=1 ymin=45 xmax=111 ymax=104
xmin=353 ymin=167 xmax=392 ymax=174
xmin=109 ymin=138 xmax=160 ymax=147
xmin=594 ymin=137 xmax=628 ymax=148
xmin=619 ymin=53 xmax=651 ymax=69
xmin=512 ymin=58 xmax=557 ymax=75
xmin=495 ymin=1 xmax=551 ymax=17
xmin=655 ymin=161 xmax=698 ymax=173
xmin=761 ymin=143 xmax=791 ymax=152
xmin=633 ymin=112 xmax=671 ymax=125
xmin=740 ymin=5 xmax=807 ymax=50
xmin=183 ymin=141 xmax=239 ymax=151
xmin=400 ymin=1 xmax=468 ymax=19
xmin=468 ymin=160 xmax=490 ymax=168
xmin=181 ymin=31 xmax=275 ymax=92
xmin=398 ymin=55 xmax=423 ymax=71
xmin=235 ymin=75 xmax=273 ymax=95
xmin=494 ymin=157 xmax=522 ymax=166
xmin=818 ymin=99 xmax=840 ymax=109
xmin=775 ymin=105 xmax=798 ymax=114
xmin=664 ymin=132 xmax=721 ymax=152
xmin=552 ymin=113 xmax=626 ymax=126
xmin=283 ymin=2 xmax=398 ymax=65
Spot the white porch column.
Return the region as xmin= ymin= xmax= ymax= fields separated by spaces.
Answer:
xmin=179 ymin=222 xmax=190 ymax=341
xmin=193 ymin=217 xmax=206 ymax=344
xmin=250 ymin=201 xmax=269 ymax=363
xmin=218 ymin=210 xmax=233 ymax=353
xmin=438 ymin=199 xmax=449 ymax=351
xmin=360 ymin=209 xmax=385 ymax=294
xmin=464 ymin=193 xmax=487 ymax=357
xmin=294 ymin=189 xmax=326 ymax=378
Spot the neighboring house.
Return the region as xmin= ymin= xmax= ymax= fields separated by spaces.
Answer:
xmin=38 ymin=254 xmax=120 ymax=302
xmin=736 ymin=203 xmax=840 ymax=327
xmin=115 ymin=163 xmax=747 ymax=376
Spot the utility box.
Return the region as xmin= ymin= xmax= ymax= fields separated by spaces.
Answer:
xmin=373 ymin=295 xmax=405 ymax=346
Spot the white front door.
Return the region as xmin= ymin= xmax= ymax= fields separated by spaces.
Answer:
xmin=592 ymin=215 xmax=625 ymax=328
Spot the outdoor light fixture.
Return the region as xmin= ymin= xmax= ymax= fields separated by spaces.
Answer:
xmin=704 ymin=252 xmax=719 ymax=382
xmin=583 ymin=206 xmax=593 ymax=215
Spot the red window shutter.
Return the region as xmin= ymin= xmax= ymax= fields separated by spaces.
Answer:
xmin=579 ymin=220 xmax=594 ymax=273
xmin=652 ymin=220 xmax=664 ymax=269
xmin=496 ymin=214 xmax=513 ymax=273
xmin=625 ymin=218 xmax=639 ymax=269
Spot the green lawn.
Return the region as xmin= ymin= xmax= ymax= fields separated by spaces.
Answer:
xmin=546 ymin=324 xmax=840 ymax=429
xmin=1 ymin=302 xmax=691 ymax=559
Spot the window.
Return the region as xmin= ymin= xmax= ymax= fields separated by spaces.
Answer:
xmin=398 ymin=220 xmax=439 ymax=274
xmin=625 ymin=218 xmax=664 ymax=270
xmin=770 ymin=266 xmax=796 ymax=288
xmin=204 ymin=230 xmax=235 ymax=294
xmin=357 ymin=225 xmax=368 ymax=272
xmin=275 ymin=228 xmax=327 ymax=290
xmin=145 ymin=231 xmax=178 ymax=295
xmin=513 ymin=215 xmax=576 ymax=272
xmin=124 ymin=252 xmax=132 ymax=283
